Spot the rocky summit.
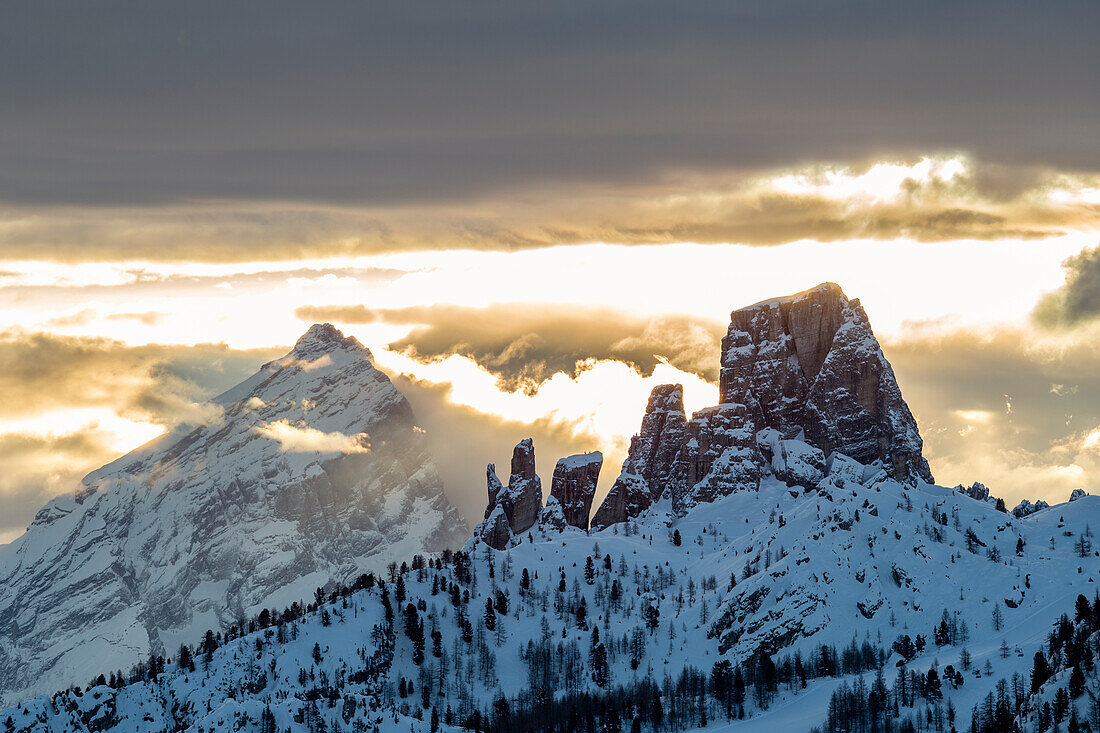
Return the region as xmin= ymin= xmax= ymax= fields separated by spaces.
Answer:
xmin=488 ymin=283 xmax=933 ymax=534
xmin=472 ymin=439 xmax=544 ymax=549
xmin=588 ymin=282 xmax=935 ymax=524
xmin=590 ymin=384 xmax=688 ymax=529
xmin=0 ymin=323 xmax=467 ymax=704
xmin=548 ymin=452 xmax=602 ymax=530
xmin=718 ymin=282 xmax=932 ymax=485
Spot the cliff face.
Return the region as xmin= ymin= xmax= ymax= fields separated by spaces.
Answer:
xmin=592 ymin=283 xmax=934 ymax=524
xmin=719 ymin=282 xmax=932 ymax=485
xmin=590 ymin=385 xmax=687 ymax=529
xmin=473 ymin=439 xmax=544 ymax=549
xmin=549 ymin=453 xmax=602 ymax=530
xmin=669 ymin=403 xmax=764 ymax=514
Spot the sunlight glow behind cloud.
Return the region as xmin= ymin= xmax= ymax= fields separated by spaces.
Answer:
xmin=0 ymin=409 xmax=164 ymax=454
xmin=373 ymin=348 xmax=717 ymax=455
xmin=768 ymin=156 xmax=969 ymax=203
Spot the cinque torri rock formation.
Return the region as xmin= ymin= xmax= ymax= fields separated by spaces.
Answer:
xmin=479 ymin=282 xmax=933 ymax=539
xmin=0 ymin=324 xmax=467 ymax=704
xmin=471 ymin=439 xmax=544 ymax=549
xmin=587 ymin=281 xmax=935 ymax=526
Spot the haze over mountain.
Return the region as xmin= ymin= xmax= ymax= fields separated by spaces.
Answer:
xmin=0 ymin=324 xmax=467 ymax=705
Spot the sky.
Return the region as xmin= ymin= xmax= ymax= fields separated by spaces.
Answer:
xmin=1 ymin=1 xmax=1099 ymax=542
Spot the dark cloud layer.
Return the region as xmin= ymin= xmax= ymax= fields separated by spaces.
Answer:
xmin=2 ymin=171 xmax=1089 ymax=262
xmin=1 ymin=1 xmax=1096 ymax=211
xmin=296 ymin=303 xmax=725 ymax=389
xmin=1033 ymin=244 xmax=1100 ymax=328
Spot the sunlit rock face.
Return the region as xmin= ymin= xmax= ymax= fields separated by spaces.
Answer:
xmin=0 ymin=324 xmax=468 ymax=704
xmin=590 ymin=385 xmax=688 ymax=528
xmin=718 ymin=282 xmax=933 ymax=486
xmin=473 ymin=438 xmax=544 ymax=549
xmin=593 ymin=283 xmax=934 ymax=524
xmin=549 ymin=452 xmax=602 ymax=530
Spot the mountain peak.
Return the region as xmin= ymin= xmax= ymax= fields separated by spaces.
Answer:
xmin=0 ymin=323 xmax=465 ymax=702
xmin=291 ymin=323 xmax=369 ymax=361
xmin=585 ymin=284 xmax=932 ymax=529
xmin=720 ymin=281 xmax=932 ymax=485
xmin=737 ymin=281 xmax=848 ymax=314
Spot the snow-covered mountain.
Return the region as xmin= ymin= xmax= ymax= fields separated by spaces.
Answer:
xmin=4 ymin=286 xmax=1097 ymax=733
xmin=0 ymin=324 xmax=468 ymax=705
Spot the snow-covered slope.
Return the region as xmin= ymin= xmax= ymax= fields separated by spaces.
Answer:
xmin=4 ymin=469 xmax=1095 ymax=732
xmin=0 ymin=324 xmax=468 ymax=705
xmin=3 ymin=287 xmax=1096 ymax=733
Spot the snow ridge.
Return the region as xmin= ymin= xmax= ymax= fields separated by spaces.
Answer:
xmin=0 ymin=324 xmax=467 ymax=704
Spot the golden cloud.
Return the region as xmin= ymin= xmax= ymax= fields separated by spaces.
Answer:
xmin=0 ymin=155 xmax=1096 ymax=263
xmin=0 ymin=332 xmax=282 ymax=539
xmin=296 ymin=303 xmax=725 ymax=390
xmin=883 ymin=325 xmax=1100 ymax=505
xmin=0 ymin=330 xmax=278 ymax=423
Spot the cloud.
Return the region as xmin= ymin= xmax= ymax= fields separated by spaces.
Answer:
xmin=297 ymin=302 xmax=726 ymax=389
xmin=1 ymin=2 xmax=1098 ymax=215
xmin=0 ymin=330 xmax=279 ymax=423
xmin=1033 ymin=244 xmax=1100 ymax=328
xmin=883 ymin=325 xmax=1100 ymax=505
xmin=369 ymin=345 xmax=717 ymax=527
xmin=0 ymin=430 xmax=120 ymax=543
xmin=1 ymin=156 xmax=1098 ymax=262
xmin=376 ymin=315 xmax=1100 ymax=519
xmin=105 ymin=311 xmax=165 ymax=325
xmin=0 ymin=332 xmax=283 ymax=538
xmin=5 ymin=306 xmax=1100 ymax=540
xmin=386 ymin=377 xmax=608 ymax=527
xmin=254 ymin=420 xmax=370 ymax=454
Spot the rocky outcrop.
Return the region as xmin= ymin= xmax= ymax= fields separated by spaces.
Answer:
xmin=479 ymin=505 xmax=513 ymax=550
xmin=473 ymin=438 xmax=544 ymax=549
xmin=960 ymin=482 xmax=992 ymax=503
xmin=1012 ymin=499 xmax=1050 ymax=518
xmin=538 ymin=496 xmax=568 ymax=531
xmin=590 ymin=385 xmax=688 ymax=528
xmin=756 ymin=428 xmax=827 ymax=488
xmin=592 ymin=283 xmax=935 ymax=525
xmin=1069 ymin=488 xmax=1087 ymax=502
xmin=718 ymin=283 xmax=932 ymax=485
xmin=670 ymin=403 xmax=763 ymax=514
xmin=549 ymin=452 xmax=602 ymax=530
xmin=504 ymin=439 xmax=543 ymax=533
